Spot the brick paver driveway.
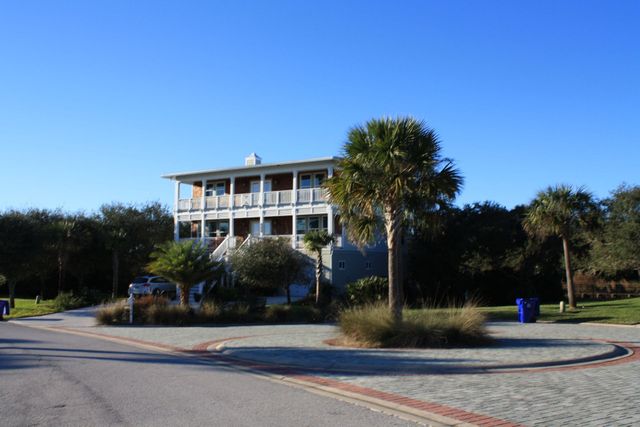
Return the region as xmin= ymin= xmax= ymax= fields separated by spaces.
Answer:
xmin=13 ymin=311 xmax=640 ymax=426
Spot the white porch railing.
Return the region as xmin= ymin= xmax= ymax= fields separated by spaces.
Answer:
xmin=296 ymin=188 xmax=327 ymax=204
xmin=210 ymin=235 xmax=230 ymax=261
xmin=295 ymin=233 xmax=342 ymax=248
xmin=205 ymin=195 xmax=230 ymax=210
xmin=233 ymin=193 xmax=260 ymax=208
xmin=263 ymin=190 xmax=293 ymax=206
xmin=177 ymin=188 xmax=328 ymax=212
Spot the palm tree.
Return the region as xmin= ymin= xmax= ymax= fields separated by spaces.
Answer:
xmin=303 ymin=230 xmax=335 ymax=305
xmin=51 ymin=218 xmax=78 ymax=297
xmin=523 ymin=185 xmax=599 ymax=309
xmin=325 ymin=117 xmax=463 ymax=321
xmin=147 ymin=240 xmax=220 ymax=306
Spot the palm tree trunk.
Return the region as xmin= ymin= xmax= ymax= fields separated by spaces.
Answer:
xmin=562 ymin=237 xmax=576 ymax=309
xmin=385 ymin=207 xmax=402 ymax=322
xmin=111 ymin=250 xmax=119 ymax=299
xmin=179 ymin=284 xmax=189 ymax=306
xmin=8 ymin=280 xmax=16 ymax=309
xmin=315 ymin=250 xmax=322 ymax=306
xmin=40 ymin=276 xmax=46 ymax=301
xmin=57 ymin=252 xmax=63 ymax=296
xmin=396 ymin=232 xmax=404 ymax=305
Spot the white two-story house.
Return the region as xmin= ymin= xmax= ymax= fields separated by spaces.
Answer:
xmin=162 ymin=153 xmax=387 ymax=291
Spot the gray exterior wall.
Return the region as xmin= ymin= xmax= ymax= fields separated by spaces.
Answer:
xmin=330 ymin=248 xmax=388 ymax=292
xmin=297 ymin=245 xmax=388 ymax=294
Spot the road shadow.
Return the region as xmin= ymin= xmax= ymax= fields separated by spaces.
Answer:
xmin=216 ymin=337 xmax=622 ymax=376
xmin=0 ymin=343 xmax=228 ymax=373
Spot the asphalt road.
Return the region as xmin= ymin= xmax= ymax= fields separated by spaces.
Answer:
xmin=0 ymin=323 xmax=415 ymax=427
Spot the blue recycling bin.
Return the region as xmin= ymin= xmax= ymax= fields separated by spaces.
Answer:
xmin=515 ymin=298 xmax=537 ymax=323
xmin=0 ymin=300 xmax=9 ymax=320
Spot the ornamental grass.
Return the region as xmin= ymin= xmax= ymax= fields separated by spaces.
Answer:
xmin=338 ymin=302 xmax=490 ymax=348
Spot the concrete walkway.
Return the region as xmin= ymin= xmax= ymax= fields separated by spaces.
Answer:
xmin=11 ymin=309 xmax=640 ymax=426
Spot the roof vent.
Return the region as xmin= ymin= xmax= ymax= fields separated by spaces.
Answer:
xmin=245 ymin=152 xmax=262 ymax=166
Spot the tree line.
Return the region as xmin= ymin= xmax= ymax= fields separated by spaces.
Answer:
xmin=407 ymin=184 xmax=640 ymax=306
xmin=0 ymin=202 xmax=173 ymax=307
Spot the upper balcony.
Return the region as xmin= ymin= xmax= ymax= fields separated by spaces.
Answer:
xmin=177 ymin=188 xmax=328 ymax=212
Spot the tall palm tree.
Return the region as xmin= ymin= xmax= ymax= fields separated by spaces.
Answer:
xmin=303 ymin=230 xmax=335 ymax=305
xmin=523 ymin=185 xmax=599 ymax=309
xmin=51 ymin=218 xmax=78 ymax=297
xmin=147 ymin=240 xmax=220 ymax=306
xmin=325 ymin=117 xmax=463 ymax=321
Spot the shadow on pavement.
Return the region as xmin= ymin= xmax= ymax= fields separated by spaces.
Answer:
xmin=217 ymin=337 xmax=623 ymax=376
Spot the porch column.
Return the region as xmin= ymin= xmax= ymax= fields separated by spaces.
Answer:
xmin=200 ymin=179 xmax=206 ymax=240
xmin=327 ymin=167 xmax=334 ymax=237
xmin=291 ymin=171 xmax=298 ymax=248
xmin=327 ymin=209 xmax=334 ymax=236
xmin=173 ymin=180 xmax=180 ymax=241
xmin=229 ymin=177 xmax=235 ymax=238
xmin=259 ymin=173 xmax=265 ymax=237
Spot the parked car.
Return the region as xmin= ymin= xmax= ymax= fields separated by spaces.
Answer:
xmin=128 ymin=276 xmax=177 ymax=298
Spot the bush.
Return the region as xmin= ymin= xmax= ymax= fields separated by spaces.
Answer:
xmin=95 ymin=301 xmax=127 ymax=325
xmin=95 ymin=298 xmax=326 ymax=325
xmin=264 ymin=304 xmax=323 ymax=323
xmin=338 ymin=302 xmax=489 ymax=348
xmin=345 ymin=276 xmax=388 ymax=306
xmin=230 ymin=238 xmax=307 ymax=302
xmin=146 ymin=304 xmax=192 ymax=326
xmin=53 ymin=292 xmax=89 ymax=311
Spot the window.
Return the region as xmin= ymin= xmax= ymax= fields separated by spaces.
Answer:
xmin=300 ymin=173 xmax=325 ymax=189
xmin=296 ymin=215 xmax=328 ymax=234
xmin=205 ymin=220 xmax=229 ymax=237
xmin=190 ymin=222 xmax=200 ymax=238
xmin=338 ymin=260 xmax=346 ymax=270
xmin=365 ymin=261 xmax=372 ymax=270
xmin=300 ymin=174 xmax=311 ymax=189
xmin=250 ymin=180 xmax=271 ymax=193
xmin=308 ymin=217 xmax=319 ymax=230
xmin=296 ymin=218 xmax=307 ymax=235
xmin=205 ymin=182 xmax=226 ymax=197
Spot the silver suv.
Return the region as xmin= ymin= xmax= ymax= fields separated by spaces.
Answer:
xmin=128 ymin=276 xmax=176 ymax=297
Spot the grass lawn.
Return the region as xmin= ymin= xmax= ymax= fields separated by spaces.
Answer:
xmin=0 ymin=296 xmax=59 ymax=320
xmin=479 ymin=297 xmax=640 ymax=325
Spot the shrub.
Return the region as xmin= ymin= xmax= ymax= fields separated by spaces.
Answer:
xmin=146 ymin=304 xmax=192 ymax=326
xmin=95 ymin=301 xmax=127 ymax=325
xmin=195 ymin=302 xmax=256 ymax=323
xmin=264 ymin=304 xmax=323 ymax=323
xmin=230 ymin=238 xmax=307 ymax=304
xmin=53 ymin=292 xmax=89 ymax=311
xmin=95 ymin=297 xmax=326 ymax=325
xmin=338 ymin=302 xmax=489 ymax=348
xmin=196 ymin=302 xmax=222 ymax=322
xmin=345 ymin=276 xmax=388 ymax=306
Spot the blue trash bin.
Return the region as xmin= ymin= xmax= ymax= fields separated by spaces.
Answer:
xmin=515 ymin=298 xmax=537 ymax=323
xmin=0 ymin=300 xmax=9 ymax=320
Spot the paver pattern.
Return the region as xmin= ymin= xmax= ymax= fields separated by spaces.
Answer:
xmin=13 ymin=309 xmax=640 ymax=426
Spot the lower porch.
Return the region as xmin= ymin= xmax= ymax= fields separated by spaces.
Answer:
xmin=177 ymin=214 xmax=343 ymax=250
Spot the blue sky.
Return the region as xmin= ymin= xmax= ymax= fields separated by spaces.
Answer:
xmin=1 ymin=0 xmax=638 ymax=212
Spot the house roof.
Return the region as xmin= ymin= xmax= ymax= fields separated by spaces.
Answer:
xmin=161 ymin=156 xmax=341 ymax=181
